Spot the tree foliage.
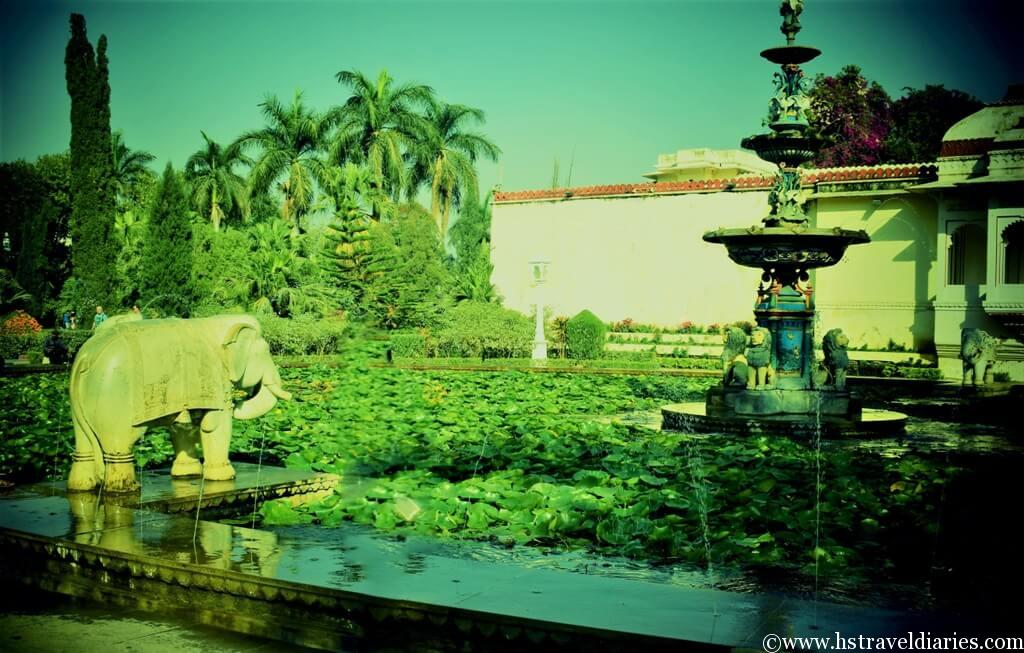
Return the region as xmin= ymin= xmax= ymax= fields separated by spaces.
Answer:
xmin=236 ymin=91 xmax=327 ymax=233
xmin=807 ymin=65 xmax=891 ymax=168
xmin=64 ymin=13 xmax=118 ymax=307
xmin=407 ymin=101 xmax=500 ymax=237
xmin=140 ymin=164 xmax=193 ymax=316
xmin=366 ymin=203 xmax=451 ymax=329
xmin=0 ymin=161 xmax=62 ymax=317
xmin=321 ymin=164 xmax=388 ymax=315
xmin=329 ymin=69 xmax=434 ymax=202
xmin=111 ymin=131 xmax=155 ymax=208
xmin=235 ymin=221 xmax=332 ymax=317
xmin=185 ymin=131 xmax=250 ymax=231
xmin=885 ymin=85 xmax=983 ymax=163
xmin=448 ymin=192 xmax=497 ymax=303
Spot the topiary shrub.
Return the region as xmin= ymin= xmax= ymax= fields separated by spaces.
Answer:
xmin=434 ymin=302 xmax=532 ymax=358
xmin=566 ymin=309 xmax=606 ymax=360
xmin=390 ymin=332 xmax=426 ymax=358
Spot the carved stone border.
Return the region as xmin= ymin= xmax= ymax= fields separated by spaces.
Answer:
xmin=0 ymin=518 xmax=679 ymax=651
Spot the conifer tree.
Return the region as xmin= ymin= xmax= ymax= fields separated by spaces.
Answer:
xmin=64 ymin=13 xmax=118 ymax=308
xmin=321 ymin=164 xmax=389 ymax=312
xmin=141 ymin=164 xmax=193 ymax=316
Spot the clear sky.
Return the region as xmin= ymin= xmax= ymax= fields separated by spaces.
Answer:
xmin=2 ymin=0 xmax=1021 ymax=194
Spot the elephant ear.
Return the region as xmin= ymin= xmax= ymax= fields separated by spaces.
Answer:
xmin=223 ymin=322 xmax=258 ymax=383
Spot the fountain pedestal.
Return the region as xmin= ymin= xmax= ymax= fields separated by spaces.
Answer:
xmin=662 ymin=226 xmax=905 ymax=435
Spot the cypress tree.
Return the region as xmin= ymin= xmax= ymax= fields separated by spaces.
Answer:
xmin=65 ymin=13 xmax=118 ymax=309
xmin=141 ymin=164 xmax=193 ymax=316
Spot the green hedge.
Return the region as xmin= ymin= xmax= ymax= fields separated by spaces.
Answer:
xmin=566 ymin=310 xmax=606 ymax=360
xmin=0 ymin=333 xmax=39 ymax=360
xmin=390 ymin=332 xmax=426 ymax=358
xmin=846 ymin=360 xmax=943 ymax=380
xmin=257 ymin=315 xmax=350 ymax=356
xmin=434 ymin=302 xmax=532 ymax=358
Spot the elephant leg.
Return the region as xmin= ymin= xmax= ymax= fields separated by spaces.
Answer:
xmin=746 ymin=367 xmax=757 ymax=390
xmin=972 ymin=361 xmax=985 ymax=386
xmin=200 ymin=409 xmax=235 ymax=481
xmin=68 ymin=411 xmax=101 ymax=492
xmin=170 ymin=412 xmax=203 ymax=477
xmin=102 ymin=429 xmax=144 ymax=493
xmin=757 ymin=367 xmax=768 ymax=389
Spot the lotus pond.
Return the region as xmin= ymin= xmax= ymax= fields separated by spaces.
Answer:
xmin=0 ymin=356 xmax=1018 ymax=620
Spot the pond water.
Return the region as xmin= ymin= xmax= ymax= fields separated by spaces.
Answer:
xmin=250 ymin=393 xmax=1021 ymax=631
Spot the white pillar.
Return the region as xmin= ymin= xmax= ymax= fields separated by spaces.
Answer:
xmin=532 ymin=298 xmax=547 ymax=360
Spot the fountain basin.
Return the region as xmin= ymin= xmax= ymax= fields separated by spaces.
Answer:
xmin=707 ymin=385 xmax=857 ymax=416
xmin=662 ymin=402 xmax=907 ymax=438
xmin=703 ymin=227 xmax=870 ymax=270
xmin=759 ymin=44 xmax=821 ymax=64
xmin=740 ymin=133 xmax=825 ymax=165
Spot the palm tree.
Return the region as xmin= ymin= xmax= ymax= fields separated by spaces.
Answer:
xmin=328 ymin=69 xmax=434 ymax=203
xmin=408 ymin=101 xmax=500 ymax=237
xmin=111 ymin=131 xmax=155 ymax=206
xmin=184 ymin=131 xmax=250 ymax=231
xmin=235 ymin=91 xmax=328 ymax=234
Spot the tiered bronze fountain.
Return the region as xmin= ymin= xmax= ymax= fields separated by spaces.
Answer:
xmin=662 ymin=0 xmax=907 ymax=437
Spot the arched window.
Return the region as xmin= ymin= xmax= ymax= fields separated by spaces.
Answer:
xmin=1004 ymin=221 xmax=1024 ymax=284
xmin=948 ymin=223 xmax=986 ymax=285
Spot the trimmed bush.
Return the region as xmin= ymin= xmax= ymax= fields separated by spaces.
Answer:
xmin=56 ymin=329 xmax=91 ymax=360
xmin=390 ymin=332 xmax=426 ymax=358
xmin=434 ymin=302 xmax=532 ymax=358
xmin=566 ymin=310 xmax=606 ymax=360
xmin=257 ymin=315 xmax=350 ymax=356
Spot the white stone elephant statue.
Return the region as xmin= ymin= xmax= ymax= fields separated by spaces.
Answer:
xmin=67 ymin=315 xmax=291 ymax=493
xmin=960 ymin=327 xmax=1000 ymax=386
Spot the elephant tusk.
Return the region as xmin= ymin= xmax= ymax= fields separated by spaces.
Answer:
xmin=234 ymin=385 xmax=277 ymax=420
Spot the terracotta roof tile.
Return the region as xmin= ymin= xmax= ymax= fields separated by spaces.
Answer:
xmin=492 ymin=163 xmax=936 ymax=203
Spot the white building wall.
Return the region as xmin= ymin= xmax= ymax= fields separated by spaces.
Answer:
xmin=814 ymin=194 xmax=937 ymax=350
xmin=491 ymin=191 xmax=770 ymax=326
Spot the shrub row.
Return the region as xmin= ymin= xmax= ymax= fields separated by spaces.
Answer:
xmin=1 ymin=316 xmax=351 ymax=362
xmin=391 ymin=302 xmax=533 ymax=359
xmin=0 ymin=329 xmax=92 ymax=361
xmin=257 ymin=315 xmax=350 ymax=356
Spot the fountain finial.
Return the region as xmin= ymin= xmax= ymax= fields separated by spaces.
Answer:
xmin=780 ymin=0 xmax=804 ymax=45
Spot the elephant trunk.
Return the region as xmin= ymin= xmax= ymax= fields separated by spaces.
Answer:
xmin=267 ymin=383 xmax=292 ymax=401
xmin=261 ymin=363 xmax=292 ymax=401
xmin=234 ymin=384 xmax=278 ymax=420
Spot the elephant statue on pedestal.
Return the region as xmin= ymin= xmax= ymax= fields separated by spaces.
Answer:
xmin=960 ymin=328 xmax=999 ymax=386
xmin=67 ymin=315 xmax=291 ymax=493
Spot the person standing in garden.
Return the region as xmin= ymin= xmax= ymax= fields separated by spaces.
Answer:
xmin=93 ymin=305 xmax=107 ymax=329
xmin=69 ymin=310 xmax=77 ymax=329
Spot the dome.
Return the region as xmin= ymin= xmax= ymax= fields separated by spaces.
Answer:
xmin=941 ymin=84 xmax=1024 ymax=147
xmin=942 ymin=105 xmax=1024 ymax=143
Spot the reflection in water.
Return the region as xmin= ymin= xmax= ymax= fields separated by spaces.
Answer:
xmin=67 ymin=492 xmax=284 ymax=578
